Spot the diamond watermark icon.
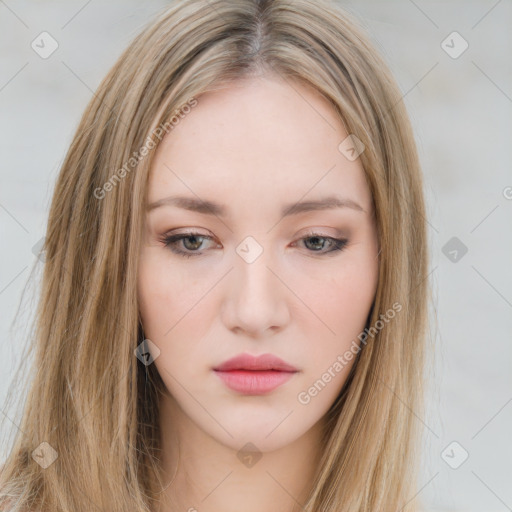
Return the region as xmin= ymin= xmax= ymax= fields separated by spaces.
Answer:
xmin=338 ymin=134 xmax=365 ymax=161
xmin=236 ymin=236 xmax=263 ymax=264
xmin=442 ymin=236 xmax=468 ymax=263
xmin=237 ymin=442 xmax=263 ymax=468
xmin=441 ymin=441 xmax=469 ymax=469
xmin=31 ymin=31 xmax=59 ymax=59
xmin=32 ymin=441 xmax=58 ymax=469
xmin=441 ymin=31 xmax=468 ymax=59
xmin=134 ymin=338 xmax=160 ymax=366
xmin=32 ymin=236 xmax=46 ymax=262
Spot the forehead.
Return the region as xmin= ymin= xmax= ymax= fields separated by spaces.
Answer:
xmin=148 ymin=75 xmax=372 ymax=214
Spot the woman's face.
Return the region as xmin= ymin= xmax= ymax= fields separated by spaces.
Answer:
xmin=137 ymin=75 xmax=379 ymax=452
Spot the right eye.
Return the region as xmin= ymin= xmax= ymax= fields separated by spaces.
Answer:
xmin=161 ymin=232 xmax=218 ymax=258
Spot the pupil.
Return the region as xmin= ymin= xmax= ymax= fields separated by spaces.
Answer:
xmin=184 ymin=236 xmax=202 ymax=250
xmin=307 ymin=236 xmax=324 ymax=251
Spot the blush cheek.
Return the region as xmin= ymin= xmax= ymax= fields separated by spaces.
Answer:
xmin=297 ymin=272 xmax=375 ymax=396
xmin=138 ymin=254 xmax=211 ymax=356
xmin=300 ymin=261 xmax=376 ymax=344
xmin=138 ymin=255 xmax=179 ymax=339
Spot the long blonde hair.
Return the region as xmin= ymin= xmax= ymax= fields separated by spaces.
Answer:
xmin=0 ymin=0 xmax=432 ymax=510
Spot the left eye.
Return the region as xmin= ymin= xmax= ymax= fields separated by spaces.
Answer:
xmin=161 ymin=232 xmax=348 ymax=258
xmin=297 ymin=234 xmax=348 ymax=254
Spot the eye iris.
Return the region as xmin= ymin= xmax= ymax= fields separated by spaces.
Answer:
xmin=304 ymin=236 xmax=327 ymax=251
xmin=183 ymin=235 xmax=203 ymax=251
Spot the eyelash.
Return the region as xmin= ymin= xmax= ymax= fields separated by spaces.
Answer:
xmin=160 ymin=231 xmax=349 ymax=258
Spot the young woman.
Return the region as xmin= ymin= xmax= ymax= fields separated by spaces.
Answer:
xmin=0 ymin=0 xmax=431 ymax=510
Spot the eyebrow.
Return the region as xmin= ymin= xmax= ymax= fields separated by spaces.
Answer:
xmin=146 ymin=194 xmax=365 ymax=217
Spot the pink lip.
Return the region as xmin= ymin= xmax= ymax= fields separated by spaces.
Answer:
xmin=214 ymin=353 xmax=298 ymax=372
xmin=213 ymin=353 xmax=298 ymax=395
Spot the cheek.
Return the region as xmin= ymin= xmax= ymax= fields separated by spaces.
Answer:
xmin=138 ymin=256 xmax=172 ymax=338
xmin=290 ymin=253 xmax=378 ymax=377
xmin=296 ymin=256 xmax=377 ymax=333
xmin=137 ymin=252 xmax=214 ymax=369
xmin=334 ymin=263 xmax=377 ymax=321
xmin=137 ymin=252 xmax=196 ymax=340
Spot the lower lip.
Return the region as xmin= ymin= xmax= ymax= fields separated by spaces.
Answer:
xmin=214 ymin=370 xmax=296 ymax=394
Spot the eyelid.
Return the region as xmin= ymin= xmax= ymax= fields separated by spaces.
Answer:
xmin=300 ymin=228 xmax=343 ymax=237
xmin=163 ymin=227 xmax=212 ymax=237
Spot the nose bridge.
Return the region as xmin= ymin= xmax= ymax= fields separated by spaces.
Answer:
xmin=223 ymin=236 xmax=288 ymax=335
xmin=235 ymin=239 xmax=278 ymax=308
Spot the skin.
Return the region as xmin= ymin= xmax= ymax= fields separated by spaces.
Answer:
xmin=137 ymin=74 xmax=379 ymax=512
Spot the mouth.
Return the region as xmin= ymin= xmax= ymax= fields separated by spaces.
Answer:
xmin=213 ymin=353 xmax=298 ymax=395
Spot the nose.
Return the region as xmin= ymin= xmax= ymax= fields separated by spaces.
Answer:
xmin=220 ymin=245 xmax=290 ymax=338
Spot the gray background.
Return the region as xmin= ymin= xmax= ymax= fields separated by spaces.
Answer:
xmin=1 ymin=1 xmax=511 ymax=510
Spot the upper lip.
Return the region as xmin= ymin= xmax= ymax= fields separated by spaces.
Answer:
xmin=213 ymin=353 xmax=298 ymax=372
